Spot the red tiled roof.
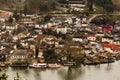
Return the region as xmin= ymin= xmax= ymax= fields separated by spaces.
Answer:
xmin=49 ymin=26 xmax=56 ymax=31
xmin=88 ymin=34 xmax=96 ymax=37
xmin=0 ymin=12 xmax=8 ymax=17
xmin=102 ymin=27 xmax=112 ymax=31
xmin=101 ymin=43 xmax=120 ymax=50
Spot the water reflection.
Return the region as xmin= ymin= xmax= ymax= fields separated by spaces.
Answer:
xmin=94 ymin=65 xmax=100 ymax=70
xmin=33 ymin=69 xmax=41 ymax=80
xmin=0 ymin=62 xmax=120 ymax=80
xmin=105 ymin=64 xmax=112 ymax=71
xmin=58 ymin=66 xmax=85 ymax=80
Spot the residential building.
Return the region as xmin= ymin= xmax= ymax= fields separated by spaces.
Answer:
xmin=102 ymin=36 xmax=113 ymax=44
xmin=56 ymin=26 xmax=67 ymax=34
xmin=87 ymin=34 xmax=96 ymax=41
xmin=10 ymin=49 xmax=33 ymax=67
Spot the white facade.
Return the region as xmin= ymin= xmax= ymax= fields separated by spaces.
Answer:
xmin=114 ymin=41 xmax=120 ymax=45
xmin=87 ymin=36 xmax=96 ymax=41
xmin=104 ymin=47 xmax=113 ymax=53
xmin=85 ymin=49 xmax=91 ymax=56
xmin=115 ymin=26 xmax=120 ymax=30
xmin=0 ymin=18 xmax=5 ymax=22
xmin=96 ymin=33 xmax=104 ymax=37
xmin=56 ymin=27 xmax=67 ymax=34
xmin=82 ymin=17 xmax=87 ymax=23
xmin=72 ymin=38 xmax=83 ymax=42
xmin=102 ymin=38 xmax=113 ymax=43
xmin=81 ymin=23 xmax=88 ymax=27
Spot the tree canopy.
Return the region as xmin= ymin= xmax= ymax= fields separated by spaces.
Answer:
xmin=88 ymin=0 xmax=114 ymax=12
xmin=27 ymin=0 xmax=57 ymax=13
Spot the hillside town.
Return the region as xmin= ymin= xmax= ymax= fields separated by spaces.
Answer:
xmin=0 ymin=0 xmax=119 ymax=80
xmin=0 ymin=9 xmax=119 ymax=68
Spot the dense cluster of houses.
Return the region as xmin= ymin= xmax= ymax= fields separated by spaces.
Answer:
xmin=0 ymin=10 xmax=119 ymax=67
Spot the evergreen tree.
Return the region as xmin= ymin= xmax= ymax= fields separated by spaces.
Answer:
xmin=14 ymin=73 xmax=21 ymax=80
xmin=52 ymin=1 xmax=56 ymax=10
xmin=0 ymin=73 xmax=8 ymax=80
xmin=87 ymin=0 xmax=93 ymax=12
xmin=23 ymin=4 xmax=27 ymax=16
xmin=39 ymin=3 xmax=49 ymax=11
xmin=35 ymin=44 xmax=39 ymax=58
xmin=13 ymin=11 xmax=20 ymax=22
xmin=8 ymin=16 xmax=13 ymax=23
xmin=58 ymin=0 xmax=68 ymax=4
xmin=44 ymin=15 xmax=52 ymax=22
xmin=93 ymin=0 xmax=114 ymax=12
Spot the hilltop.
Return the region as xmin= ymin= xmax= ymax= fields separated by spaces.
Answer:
xmin=112 ymin=0 xmax=120 ymax=10
xmin=0 ymin=0 xmax=119 ymax=13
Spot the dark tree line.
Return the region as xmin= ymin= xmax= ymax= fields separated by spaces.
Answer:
xmin=58 ymin=0 xmax=68 ymax=4
xmin=87 ymin=0 xmax=114 ymax=12
xmin=87 ymin=0 xmax=93 ymax=12
xmin=26 ymin=0 xmax=57 ymax=13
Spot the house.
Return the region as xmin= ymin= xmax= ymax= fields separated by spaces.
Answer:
xmin=0 ymin=17 xmax=5 ymax=23
xmin=97 ymin=26 xmax=103 ymax=32
xmin=101 ymin=43 xmax=120 ymax=51
xmin=56 ymin=26 xmax=67 ymax=34
xmin=96 ymin=32 xmax=104 ymax=37
xmin=90 ymin=41 xmax=97 ymax=45
xmin=72 ymin=31 xmax=87 ymax=42
xmin=34 ymin=29 xmax=43 ymax=34
xmin=81 ymin=23 xmax=88 ymax=27
xmin=16 ymin=31 xmax=29 ymax=39
xmin=101 ymin=43 xmax=113 ymax=53
xmin=44 ymin=38 xmax=59 ymax=47
xmin=10 ymin=49 xmax=33 ymax=67
xmin=95 ymin=43 xmax=104 ymax=52
xmin=87 ymin=34 xmax=96 ymax=41
xmin=49 ymin=26 xmax=56 ymax=31
xmin=81 ymin=16 xmax=88 ymax=27
xmin=46 ymin=22 xmax=53 ymax=28
xmin=66 ymin=17 xmax=73 ymax=24
xmin=4 ymin=22 xmax=15 ymax=30
xmin=72 ymin=35 xmax=83 ymax=42
xmin=115 ymin=20 xmax=120 ymax=30
xmin=115 ymin=26 xmax=120 ymax=30
xmin=84 ymin=48 xmax=92 ymax=56
xmin=81 ymin=17 xmax=87 ymax=24
xmin=56 ymin=41 xmax=65 ymax=48
xmin=67 ymin=41 xmax=80 ymax=48
xmin=114 ymin=40 xmax=120 ymax=46
xmin=34 ymin=34 xmax=44 ymax=42
xmin=102 ymin=36 xmax=113 ymax=44
xmin=0 ymin=51 xmax=7 ymax=62
xmin=0 ymin=11 xmax=13 ymax=21
xmin=102 ymin=27 xmax=113 ymax=32
xmin=0 ymin=12 xmax=9 ymax=18
xmin=18 ymin=16 xmax=35 ymax=26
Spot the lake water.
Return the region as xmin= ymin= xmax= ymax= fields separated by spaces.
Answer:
xmin=1 ymin=61 xmax=120 ymax=80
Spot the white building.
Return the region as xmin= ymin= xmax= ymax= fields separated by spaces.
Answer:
xmin=87 ymin=34 xmax=96 ymax=41
xmin=56 ymin=26 xmax=67 ymax=34
xmin=102 ymin=37 xmax=113 ymax=44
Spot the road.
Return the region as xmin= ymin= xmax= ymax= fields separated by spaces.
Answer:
xmin=87 ymin=13 xmax=120 ymax=24
xmin=47 ymin=12 xmax=120 ymax=24
xmin=0 ymin=9 xmax=120 ymax=24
